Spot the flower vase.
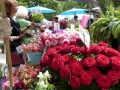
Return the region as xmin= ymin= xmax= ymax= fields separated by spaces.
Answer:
xmin=26 ymin=52 xmax=43 ymax=64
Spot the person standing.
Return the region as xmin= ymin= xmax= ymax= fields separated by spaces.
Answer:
xmin=50 ymin=16 xmax=60 ymax=30
xmin=5 ymin=0 xmax=34 ymax=71
xmin=69 ymin=15 xmax=78 ymax=30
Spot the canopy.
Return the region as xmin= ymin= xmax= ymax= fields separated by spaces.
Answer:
xmin=28 ymin=5 xmax=56 ymax=13
xmin=59 ymin=8 xmax=88 ymax=15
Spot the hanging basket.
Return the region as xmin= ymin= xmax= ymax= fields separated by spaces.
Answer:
xmin=26 ymin=52 xmax=43 ymax=64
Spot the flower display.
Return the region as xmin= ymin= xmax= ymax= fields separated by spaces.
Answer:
xmin=40 ymin=42 xmax=120 ymax=89
xmin=40 ymin=30 xmax=82 ymax=48
xmin=2 ymin=65 xmax=41 ymax=90
xmin=22 ymin=42 xmax=44 ymax=52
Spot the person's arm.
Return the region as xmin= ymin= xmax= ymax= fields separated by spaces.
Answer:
xmin=21 ymin=22 xmax=35 ymax=33
xmin=10 ymin=33 xmax=27 ymax=41
xmin=21 ymin=24 xmax=31 ymax=34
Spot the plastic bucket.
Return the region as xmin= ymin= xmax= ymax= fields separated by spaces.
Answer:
xmin=26 ymin=52 xmax=43 ymax=64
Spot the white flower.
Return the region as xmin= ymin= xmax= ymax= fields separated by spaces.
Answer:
xmin=39 ymin=81 xmax=45 ymax=86
xmin=43 ymin=84 xmax=48 ymax=88
xmin=37 ymin=72 xmax=44 ymax=79
xmin=44 ymin=70 xmax=51 ymax=78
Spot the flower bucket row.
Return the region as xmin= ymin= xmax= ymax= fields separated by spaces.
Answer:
xmin=40 ymin=42 xmax=120 ymax=90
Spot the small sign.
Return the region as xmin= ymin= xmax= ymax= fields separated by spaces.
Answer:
xmin=70 ymin=24 xmax=75 ymax=30
xmin=54 ymin=22 xmax=60 ymax=30
xmin=16 ymin=45 xmax=24 ymax=54
xmin=79 ymin=25 xmax=90 ymax=48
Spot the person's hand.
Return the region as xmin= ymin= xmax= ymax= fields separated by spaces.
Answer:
xmin=28 ymin=22 xmax=35 ymax=28
xmin=20 ymin=33 xmax=32 ymax=38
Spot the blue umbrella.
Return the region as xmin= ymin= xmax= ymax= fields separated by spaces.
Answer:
xmin=28 ymin=5 xmax=56 ymax=13
xmin=59 ymin=8 xmax=88 ymax=15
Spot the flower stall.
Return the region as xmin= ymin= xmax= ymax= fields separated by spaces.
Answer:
xmin=40 ymin=41 xmax=120 ymax=90
xmin=2 ymin=24 xmax=120 ymax=90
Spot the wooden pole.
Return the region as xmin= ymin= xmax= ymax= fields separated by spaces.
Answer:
xmin=0 ymin=0 xmax=14 ymax=89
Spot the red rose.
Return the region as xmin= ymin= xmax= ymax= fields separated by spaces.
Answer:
xmin=99 ymin=46 xmax=108 ymax=55
xmin=62 ymin=54 xmax=71 ymax=64
xmin=97 ymin=75 xmax=111 ymax=89
xmin=107 ymin=69 xmax=119 ymax=84
xmin=59 ymin=44 xmax=70 ymax=54
xmin=81 ymin=46 xmax=91 ymax=55
xmin=98 ymin=42 xmax=108 ymax=47
xmin=96 ymin=54 xmax=110 ymax=67
xmin=70 ymin=39 xmax=77 ymax=45
xmin=40 ymin=55 xmax=52 ymax=67
xmin=90 ymin=45 xmax=101 ymax=55
xmin=80 ymin=71 xmax=92 ymax=85
xmin=88 ymin=67 xmax=101 ymax=80
xmin=46 ymin=48 xmax=57 ymax=58
xmin=118 ymin=46 xmax=120 ymax=53
xmin=69 ymin=58 xmax=79 ymax=68
xmin=70 ymin=76 xmax=81 ymax=88
xmin=110 ymin=56 xmax=120 ymax=69
xmin=106 ymin=48 xmax=119 ymax=57
xmin=76 ymin=38 xmax=83 ymax=45
xmin=51 ymin=54 xmax=64 ymax=70
xmin=60 ymin=65 xmax=71 ymax=79
xmin=83 ymin=57 xmax=96 ymax=68
xmin=71 ymin=64 xmax=83 ymax=76
xmin=70 ymin=45 xmax=81 ymax=55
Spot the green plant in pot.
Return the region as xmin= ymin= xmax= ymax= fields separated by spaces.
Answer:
xmin=32 ymin=13 xmax=44 ymax=27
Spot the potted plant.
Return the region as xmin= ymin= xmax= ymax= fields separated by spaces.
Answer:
xmin=32 ymin=13 xmax=44 ymax=27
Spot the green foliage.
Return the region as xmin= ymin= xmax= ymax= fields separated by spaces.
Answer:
xmin=0 ymin=43 xmax=4 ymax=49
xmin=32 ymin=13 xmax=44 ymax=22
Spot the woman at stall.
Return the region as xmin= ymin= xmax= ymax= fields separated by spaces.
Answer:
xmin=5 ymin=0 xmax=34 ymax=71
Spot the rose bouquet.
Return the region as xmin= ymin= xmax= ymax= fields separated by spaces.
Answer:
xmin=40 ymin=41 xmax=120 ymax=90
xmin=40 ymin=30 xmax=82 ymax=48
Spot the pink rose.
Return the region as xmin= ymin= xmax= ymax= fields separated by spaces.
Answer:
xmin=45 ymin=40 xmax=52 ymax=47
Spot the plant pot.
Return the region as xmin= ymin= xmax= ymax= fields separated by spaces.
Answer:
xmin=34 ymin=22 xmax=41 ymax=27
xmin=26 ymin=52 xmax=43 ymax=64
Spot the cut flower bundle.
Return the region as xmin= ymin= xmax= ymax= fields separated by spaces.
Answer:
xmin=40 ymin=42 xmax=120 ymax=89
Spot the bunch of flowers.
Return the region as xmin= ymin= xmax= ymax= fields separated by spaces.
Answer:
xmin=40 ymin=41 xmax=120 ymax=90
xmin=35 ymin=70 xmax=55 ymax=90
xmin=15 ymin=65 xmax=41 ymax=89
xmin=60 ymin=20 xmax=67 ymax=29
xmin=22 ymin=42 xmax=44 ymax=52
xmin=2 ymin=65 xmax=41 ymax=90
xmin=40 ymin=30 xmax=82 ymax=48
